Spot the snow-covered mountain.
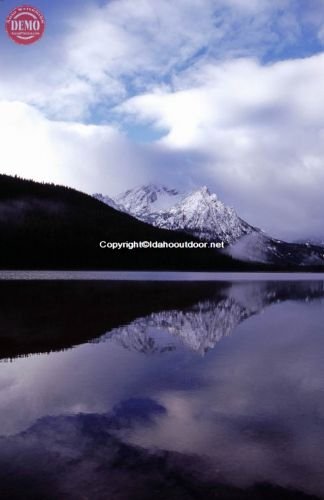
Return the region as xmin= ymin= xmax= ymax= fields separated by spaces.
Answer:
xmin=114 ymin=184 xmax=183 ymax=218
xmin=93 ymin=184 xmax=324 ymax=266
xmin=145 ymin=187 xmax=254 ymax=244
xmin=94 ymin=184 xmax=254 ymax=245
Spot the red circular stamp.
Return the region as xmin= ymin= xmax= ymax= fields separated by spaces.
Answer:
xmin=6 ymin=5 xmax=45 ymax=45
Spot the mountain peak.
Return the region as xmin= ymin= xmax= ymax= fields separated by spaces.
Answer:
xmin=94 ymin=184 xmax=253 ymax=244
xmin=127 ymin=184 xmax=176 ymax=195
xmin=152 ymin=186 xmax=253 ymax=244
xmin=115 ymin=184 xmax=183 ymax=217
xmin=197 ymin=186 xmax=211 ymax=196
xmin=185 ymin=186 xmax=218 ymax=203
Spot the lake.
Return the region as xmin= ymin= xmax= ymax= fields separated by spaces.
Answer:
xmin=0 ymin=275 xmax=323 ymax=499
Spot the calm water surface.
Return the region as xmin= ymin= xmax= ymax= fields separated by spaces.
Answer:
xmin=0 ymin=277 xmax=323 ymax=499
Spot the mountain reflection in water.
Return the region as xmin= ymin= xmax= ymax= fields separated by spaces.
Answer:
xmin=0 ymin=278 xmax=323 ymax=499
xmin=103 ymin=281 xmax=324 ymax=355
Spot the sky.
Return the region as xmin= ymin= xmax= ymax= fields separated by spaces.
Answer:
xmin=0 ymin=0 xmax=324 ymax=240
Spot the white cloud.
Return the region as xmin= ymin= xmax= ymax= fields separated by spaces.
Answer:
xmin=0 ymin=0 xmax=311 ymax=120
xmin=0 ymin=101 xmax=152 ymax=195
xmin=0 ymin=0 xmax=218 ymax=120
xmin=119 ymin=54 xmax=324 ymax=240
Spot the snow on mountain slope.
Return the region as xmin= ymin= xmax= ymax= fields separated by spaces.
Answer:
xmin=114 ymin=184 xmax=183 ymax=218
xmin=95 ymin=184 xmax=254 ymax=245
xmin=93 ymin=193 xmax=122 ymax=212
xmin=147 ymin=186 xmax=254 ymax=244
